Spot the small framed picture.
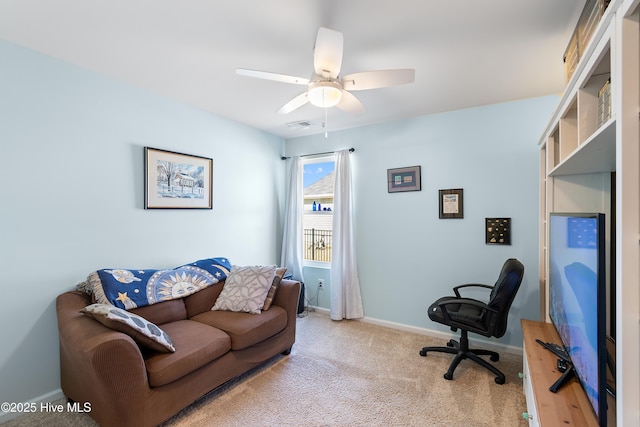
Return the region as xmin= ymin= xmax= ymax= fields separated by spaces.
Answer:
xmin=387 ymin=166 xmax=421 ymax=193
xmin=439 ymin=188 xmax=463 ymax=219
xmin=486 ymin=218 xmax=511 ymax=245
xmin=144 ymin=147 xmax=213 ymax=209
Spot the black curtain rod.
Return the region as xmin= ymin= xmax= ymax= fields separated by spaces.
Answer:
xmin=280 ymin=147 xmax=354 ymax=160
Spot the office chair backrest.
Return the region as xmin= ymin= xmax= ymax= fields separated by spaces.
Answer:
xmin=487 ymin=258 xmax=525 ymax=338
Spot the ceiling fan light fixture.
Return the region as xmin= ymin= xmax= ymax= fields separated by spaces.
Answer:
xmin=308 ymin=81 xmax=342 ymax=108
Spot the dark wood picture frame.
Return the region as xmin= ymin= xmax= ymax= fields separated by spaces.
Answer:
xmin=485 ymin=217 xmax=511 ymax=245
xmin=387 ymin=166 xmax=421 ymax=193
xmin=144 ymin=147 xmax=213 ymax=209
xmin=439 ymin=188 xmax=464 ymax=218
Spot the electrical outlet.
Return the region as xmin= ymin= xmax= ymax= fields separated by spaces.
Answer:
xmin=318 ymin=279 xmax=324 ymax=290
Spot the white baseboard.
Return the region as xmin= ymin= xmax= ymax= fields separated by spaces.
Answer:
xmin=305 ymin=306 xmax=523 ymax=357
xmin=0 ymin=388 xmax=65 ymax=423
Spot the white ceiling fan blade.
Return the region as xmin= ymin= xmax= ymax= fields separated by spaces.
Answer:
xmin=313 ymin=27 xmax=343 ymax=78
xmin=236 ymin=68 xmax=309 ymax=85
xmin=336 ymin=90 xmax=366 ymax=115
xmin=342 ymin=69 xmax=415 ymax=91
xmin=276 ymin=92 xmax=310 ymax=114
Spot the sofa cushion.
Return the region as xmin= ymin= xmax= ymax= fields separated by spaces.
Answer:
xmin=191 ymin=306 xmax=287 ymax=350
xmin=130 ymin=299 xmax=187 ymax=326
xmin=183 ymin=282 xmax=224 ymax=318
xmin=81 ymin=304 xmax=175 ymax=353
xmin=145 ymin=320 xmax=231 ymax=387
xmin=263 ymin=267 xmax=287 ymax=311
xmin=211 ymin=265 xmax=276 ymax=314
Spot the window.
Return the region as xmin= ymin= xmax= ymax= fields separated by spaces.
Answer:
xmin=303 ymin=157 xmax=335 ymax=264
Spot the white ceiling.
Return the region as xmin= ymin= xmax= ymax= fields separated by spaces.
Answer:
xmin=0 ymin=0 xmax=585 ymax=139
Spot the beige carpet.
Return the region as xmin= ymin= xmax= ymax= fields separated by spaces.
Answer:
xmin=3 ymin=310 xmax=528 ymax=427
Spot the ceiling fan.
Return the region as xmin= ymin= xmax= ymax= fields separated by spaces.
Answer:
xmin=236 ymin=27 xmax=415 ymax=115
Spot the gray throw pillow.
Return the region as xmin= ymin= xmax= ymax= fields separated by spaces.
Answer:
xmin=81 ymin=303 xmax=175 ymax=353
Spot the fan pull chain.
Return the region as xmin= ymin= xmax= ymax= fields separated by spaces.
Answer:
xmin=324 ymin=107 xmax=328 ymax=138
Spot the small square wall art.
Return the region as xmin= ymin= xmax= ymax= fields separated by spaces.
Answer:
xmin=387 ymin=166 xmax=421 ymax=193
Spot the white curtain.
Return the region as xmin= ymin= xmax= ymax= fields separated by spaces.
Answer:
xmin=330 ymin=150 xmax=364 ymax=320
xmin=280 ymin=156 xmax=305 ymax=283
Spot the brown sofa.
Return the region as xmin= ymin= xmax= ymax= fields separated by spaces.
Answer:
xmin=56 ymin=278 xmax=301 ymax=427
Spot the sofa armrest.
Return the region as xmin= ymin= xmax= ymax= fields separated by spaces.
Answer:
xmin=56 ymin=291 xmax=150 ymax=426
xmin=271 ymin=279 xmax=301 ymax=346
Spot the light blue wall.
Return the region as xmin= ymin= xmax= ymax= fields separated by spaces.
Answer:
xmin=0 ymin=40 xmax=284 ymax=406
xmin=286 ymin=95 xmax=558 ymax=347
xmin=0 ymin=36 xmax=557 ymax=408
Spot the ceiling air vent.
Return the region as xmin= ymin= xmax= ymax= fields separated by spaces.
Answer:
xmin=286 ymin=121 xmax=313 ymax=131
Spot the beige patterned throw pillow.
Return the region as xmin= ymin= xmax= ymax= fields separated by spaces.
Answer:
xmin=211 ymin=265 xmax=276 ymax=314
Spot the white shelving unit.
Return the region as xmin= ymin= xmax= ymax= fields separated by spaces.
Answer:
xmin=529 ymin=0 xmax=640 ymax=425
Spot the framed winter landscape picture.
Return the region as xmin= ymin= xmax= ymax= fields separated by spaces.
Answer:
xmin=144 ymin=147 xmax=213 ymax=209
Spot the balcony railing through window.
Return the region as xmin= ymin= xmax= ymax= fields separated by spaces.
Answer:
xmin=304 ymin=229 xmax=332 ymax=262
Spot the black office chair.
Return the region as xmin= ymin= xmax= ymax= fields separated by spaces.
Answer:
xmin=419 ymin=258 xmax=524 ymax=384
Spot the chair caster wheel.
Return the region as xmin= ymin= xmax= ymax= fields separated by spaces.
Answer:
xmin=490 ymin=354 xmax=499 ymax=362
xmin=446 ymin=340 xmax=455 ymax=347
xmin=444 ymin=373 xmax=453 ymax=380
xmin=495 ymin=376 xmax=505 ymax=385
xmin=419 ymin=349 xmax=427 ymax=357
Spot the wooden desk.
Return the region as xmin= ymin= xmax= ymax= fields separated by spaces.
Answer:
xmin=521 ymin=319 xmax=610 ymax=426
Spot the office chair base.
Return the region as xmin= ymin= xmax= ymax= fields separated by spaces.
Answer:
xmin=419 ymin=333 xmax=506 ymax=384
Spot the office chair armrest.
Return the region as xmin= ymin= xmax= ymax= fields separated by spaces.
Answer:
xmin=437 ymin=297 xmax=500 ymax=329
xmin=453 ymin=283 xmax=493 ymax=298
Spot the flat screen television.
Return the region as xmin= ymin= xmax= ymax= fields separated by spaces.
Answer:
xmin=548 ymin=212 xmax=607 ymax=426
